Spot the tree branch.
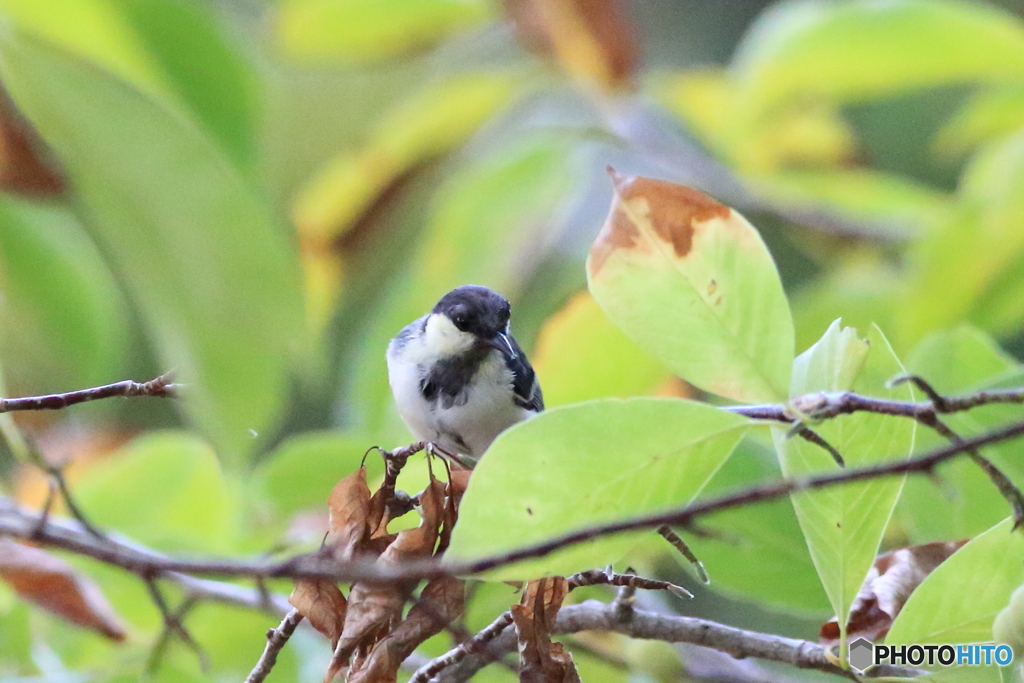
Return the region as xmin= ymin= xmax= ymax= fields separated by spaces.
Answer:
xmin=0 ymin=372 xmax=179 ymax=413
xmin=246 ymin=609 xmax=303 ymax=683
xmin=432 ymin=600 xmax=926 ymax=682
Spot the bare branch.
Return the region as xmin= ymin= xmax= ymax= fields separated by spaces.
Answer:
xmin=0 ymin=372 xmax=179 ymax=413
xmin=245 ymin=609 xmax=303 ymax=683
xmin=433 ymin=600 xmax=926 ymax=682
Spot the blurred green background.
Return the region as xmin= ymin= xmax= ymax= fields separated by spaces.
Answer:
xmin=4 ymin=0 xmax=1024 ymax=680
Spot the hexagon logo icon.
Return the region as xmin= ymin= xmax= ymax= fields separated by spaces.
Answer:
xmin=849 ymin=638 xmax=874 ymax=673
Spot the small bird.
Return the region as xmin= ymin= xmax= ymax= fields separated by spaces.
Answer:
xmin=387 ymin=285 xmax=543 ymax=466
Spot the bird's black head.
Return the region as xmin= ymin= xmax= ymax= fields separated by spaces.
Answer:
xmin=432 ymin=285 xmax=511 ymax=339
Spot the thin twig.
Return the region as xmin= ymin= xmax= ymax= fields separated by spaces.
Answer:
xmin=144 ymin=577 xmax=210 ymax=673
xmin=656 ymin=525 xmax=709 ymax=584
xmin=0 ymin=372 xmax=179 ymax=413
xmin=245 ymin=609 xmax=304 ymax=683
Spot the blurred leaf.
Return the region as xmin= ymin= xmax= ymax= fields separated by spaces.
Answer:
xmin=503 ymin=0 xmax=637 ymax=90
xmin=773 ymin=322 xmax=916 ymax=638
xmin=791 ymin=255 xmax=903 ymax=356
xmin=888 ymin=517 xmax=1024 ymax=645
xmin=733 ymin=0 xmax=1024 ymax=114
xmin=446 ymin=398 xmax=749 ymax=580
xmin=120 ymin=0 xmax=258 ymax=167
xmin=292 ymin=71 xmax=523 ymax=246
xmin=696 ymin=434 xmax=830 ymax=613
xmin=587 ymin=171 xmax=793 ymax=403
xmin=0 ymin=196 xmax=128 ymax=393
xmin=75 ymin=432 xmax=237 ymax=552
xmin=0 ymin=30 xmax=305 ymax=462
xmin=347 ymin=132 xmax=575 ymax=439
xmin=0 ymin=539 xmax=126 ymax=641
xmin=0 ymin=0 xmax=170 ymax=101
xmin=935 ymin=85 xmax=1024 ymax=159
xmin=275 ymin=0 xmax=492 ymax=64
xmin=252 ymin=431 xmax=382 ymax=519
xmin=530 ymin=290 xmax=667 ymax=407
xmin=904 ymin=129 xmax=1024 ymax=342
xmin=749 ymin=169 xmax=949 ymax=228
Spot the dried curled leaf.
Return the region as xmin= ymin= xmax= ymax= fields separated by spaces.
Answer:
xmin=327 ymin=465 xmax=372 ymax=561
xmin=328 ymin=477 xmax=448 ymax=679
xmin=512 ymin=577 xmax=579 ymax=683
xmin=348 ymin=576 xmax=466 ymax=683
xmin=0 ymin=539 xmax=125 ymax=640
xmin=820 ymin=539 xmax=967 ymax=644
xmin=289 ymin=578 xmax=347 ymax=647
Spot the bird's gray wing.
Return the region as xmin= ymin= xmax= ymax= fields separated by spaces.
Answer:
xmin=504 ymin=334 xmax=543 ymax=412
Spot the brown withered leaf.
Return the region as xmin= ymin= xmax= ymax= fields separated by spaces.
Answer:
xmin=327 ymin=477 xmax=448 ymax=679
xmin=503 ymin=0 xmax=637 ymax=90
xmin=327 ymin=465 xmax=372 ymax=561
xmin=289 ymin=578 xmax=347 ymax=647
xmin=512 ymin=577 xmax=579 ymax=683
xmin=820 ymin=539 xmax=967 ymax=645
xmin=348 ymin=576 xmax=466 ymax=683
xmin=438 ymin=471 xmax=470 ymax=554
xmin=0 ymin=539 xmax=125 ymax=640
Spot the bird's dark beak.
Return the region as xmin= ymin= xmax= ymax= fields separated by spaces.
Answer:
xmin=485 ymin=332 xmax=517 ymax=359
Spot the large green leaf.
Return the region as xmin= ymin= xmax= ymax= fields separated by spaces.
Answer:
xmin=0 ymin=197 xmax=127 ymax=393
xmin=121 ymin=0 xmax=258 ymax=167
xmin=75 ymin=432 xmax=238 ymax=553
xmin=586 ymin=172 xmax=793 ymax=403
xmin=733 ymin=0 xmax=1024 ymax=113
xmin=446 ymin=398 xmax=749 ymax=580
xmin=888 ymin=517 xmax=1024 ymax=645
xmin=0 ymin=31 xmax=304 ymax=464
xmin=773 ymin=322 xmax=916 ymax=638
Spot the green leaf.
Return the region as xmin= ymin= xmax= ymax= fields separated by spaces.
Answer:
xmin=75 ymin=432 xmax=238 ymax=552
xmin=935 ymin=85 xmax=1024 ymax=159
xmin=446 ymin=398 xmax=749 ymax=580
xmin=275 ymin=0 xmax=492 ymax=64
xmin=120 ymin=0 xmax=258 ymax=167
xmin=530 ymin=291 xmax=669 ymax=408
xmin=586 ymin=172 xmax=793 ymax=403
xmin=888 ymin=517 xmax=1024 ymax=645
xmin=733 ymin=0 xmax=1024 ymax=113
xmin=0 ymin=196 xmax=127 ymax=393
xmin=773 ymin=322 xmax=916 ymax=633
xmin=905 ymin=129 xmax=1024 ymax=342
xmin=897 ymin=326 xmax=1022 ymax=541
xmin=0 ymin=30 xmax=305 ymax=464
xmin=695 ymin=434 xmax=830 ymax=613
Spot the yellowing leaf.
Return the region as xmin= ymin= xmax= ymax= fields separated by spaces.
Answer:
xmin=275 ymin=0 xmax=491 ymax=64
xmin=587 ymin=171 xmax=793 ymax=404
xmin=292 ymin=72 xmax=521 ymax=245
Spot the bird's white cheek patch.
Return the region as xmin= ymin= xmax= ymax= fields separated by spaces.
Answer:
xmin=424 ymin=314 xmax=475 ymax=357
